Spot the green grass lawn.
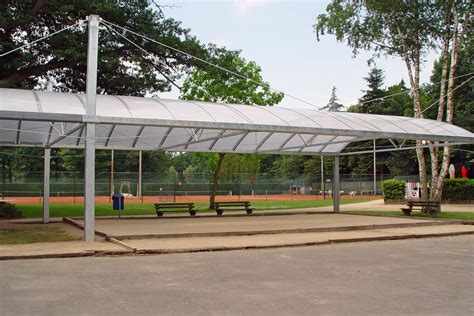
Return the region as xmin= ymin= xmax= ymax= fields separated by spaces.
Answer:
xmin=16 ymin=198 xmax=377 ymax=218
xmin=0 ymin=226 xmax=79 ymax=244
xmin=347 ymin=210 xmax=474 ymax=221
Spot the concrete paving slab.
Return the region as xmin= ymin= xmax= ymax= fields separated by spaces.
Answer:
xmin=124 ymin=230 xmax=397 ymax=251
xmin=375 ymin=224 xmax=474 ymax=235
xmin=0 ymin=241 xmax=130 ymax=260
xmin=123 ymin=224 xmax=474 ymax=253
xmin=79 ymin=213 xmax=440 ymax=238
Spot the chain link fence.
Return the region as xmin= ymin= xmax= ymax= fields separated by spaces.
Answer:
xmin=0 ymin=171 xmax=419 ymax=198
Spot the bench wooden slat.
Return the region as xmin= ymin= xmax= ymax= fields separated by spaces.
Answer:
xmin=402 ymin=200 xmax=440 ymax=216
xmin=214 ymin=201 xmax=253 ymax=216
xmin=154 ymin=202 xmax=196 ymax=217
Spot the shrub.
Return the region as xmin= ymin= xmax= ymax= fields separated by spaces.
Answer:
xmin=0 ymin=202 xmax=22 ymax=219
xmin=442 ymin=179 xmax=474 ymax=201
xmin=382 ymin=179 xmax=405 ymax=200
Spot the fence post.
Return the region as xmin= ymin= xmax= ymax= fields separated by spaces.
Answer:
xmin=73 ymin=173 xmax=76 ymax=204
xmin=2 ymin=171 xmax=5 ymax=198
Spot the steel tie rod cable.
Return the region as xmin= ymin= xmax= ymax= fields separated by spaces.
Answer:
xmin=0 ymin=20 xmax=84 ymax=58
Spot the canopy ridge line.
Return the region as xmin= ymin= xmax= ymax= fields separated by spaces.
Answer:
xmin=114 ymin=96 xmax=135 ymax=117
xmin=47 ymin=123 xmax=84 ymax=147
xmin=161 ymin=130 xmax=245 ymax=151
xmin=73 ymin=94 xmax=86 ymax=110
xmin=132 ymin=126 xmax=145 ymax=148
xmin=104 ymin=125 xmax=116 ymax=147
xmin=32 ymin=90 xmax=43 ymax=112
xmin=339 ymin=113 xmax=384 ymax=132
xmin=276 ymin=107 xmax=323 ymax=128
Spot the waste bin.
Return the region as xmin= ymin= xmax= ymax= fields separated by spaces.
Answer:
xmin=112 ymin=193 xmax=124 ymax=218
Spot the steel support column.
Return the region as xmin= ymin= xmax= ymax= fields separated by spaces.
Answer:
xmin=333 ymin=156 xmax=340 ymax=213
xmin=43 ymin=148 xmax=50 ymax=223
xmin=373 ymin=139 xmax=376 ymax=195
xmin=84 ymin=14 xmax=99 ymax=242
xmin=138 ymin=150 xmax=142 ymax=197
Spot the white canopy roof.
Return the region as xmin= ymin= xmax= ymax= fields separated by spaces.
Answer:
xmin=0 ymin=88 xmax=473 ymax=155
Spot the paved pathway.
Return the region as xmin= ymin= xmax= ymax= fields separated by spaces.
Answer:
xmin=1 ymin=235 xmax=472 ymax=315
xmin=78 ymin=213 xmax=440 ymax=237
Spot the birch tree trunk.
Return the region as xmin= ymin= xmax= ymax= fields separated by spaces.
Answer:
xmin=431 ymin=7 xmax=460 ymax=201
xmin=396 ymin=22 xmax=429 ymax=199
xmin=429 ymin=28 xmax=451 ymax=192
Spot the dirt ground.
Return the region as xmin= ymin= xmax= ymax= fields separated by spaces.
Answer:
xmin=0 ymin=221 xmax=84 ymax=239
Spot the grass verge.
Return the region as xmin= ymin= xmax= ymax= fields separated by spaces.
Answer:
xmin=0 ymin=225 xmax=80 ymax=244
xmin=347 ymin=211 xmax=474 ymax=221
xmin=16 ymin=198 xmax=377 ymax=218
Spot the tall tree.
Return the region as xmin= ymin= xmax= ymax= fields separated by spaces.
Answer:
xmin=0 ymin=0 xmax=207 ymax=95
xmin=320 ymin=86 xmax=344 ymax=111
xmin=314 ymin=0 xmax=470 ymax=200
xmin=358 ymin=67 xmax=386 ymax=114
xmin=181 ymin=45 xmax=283 ymax=208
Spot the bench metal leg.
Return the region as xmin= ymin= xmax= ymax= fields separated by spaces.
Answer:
xmin=156 ymin=211 xmax=164 ymax=217
xmin=216 ymin=209 xmax=223 ymax=216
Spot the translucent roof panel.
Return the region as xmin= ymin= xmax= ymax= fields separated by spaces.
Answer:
xmin=0 ymin=88 xmax=472 ymax=155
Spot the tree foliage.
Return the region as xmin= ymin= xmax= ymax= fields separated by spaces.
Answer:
xmin=0 ymin=0 xmax=207 ymax=95
xmin=320 ymin=86 xmax=343 ymax=111
xmin=181 ymin=45 xmax=283 ymax=105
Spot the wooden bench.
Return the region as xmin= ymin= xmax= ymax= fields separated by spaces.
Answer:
xmin=401 ymin=200 xmax=441 ymax=216
xmin=214 ymin=201 xmax=253 ymax=216
xmin=154 ymin=202 xmax=196 ymax=217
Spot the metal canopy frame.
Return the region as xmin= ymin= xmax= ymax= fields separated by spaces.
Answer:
xmin=1 ymin=15 xmax=473 ymax=241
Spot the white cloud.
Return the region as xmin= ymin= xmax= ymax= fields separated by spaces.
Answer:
xmin=234 ymin=0 xmax=266 ymax=15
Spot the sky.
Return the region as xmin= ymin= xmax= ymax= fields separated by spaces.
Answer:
xmin=159 ymin=0 xmax=438 ymax=109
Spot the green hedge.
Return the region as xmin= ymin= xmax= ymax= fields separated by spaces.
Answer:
xmin=443 ymin=179 xmax=474 ymax=201
xmin=382 ymin=179 xmax=405 ymax=200
xmin=0 ymin=202 xmax=21 ymax=219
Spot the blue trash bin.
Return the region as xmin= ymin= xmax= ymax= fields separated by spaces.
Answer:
xmin=112 ymin=193 xmax=124 ymax=210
